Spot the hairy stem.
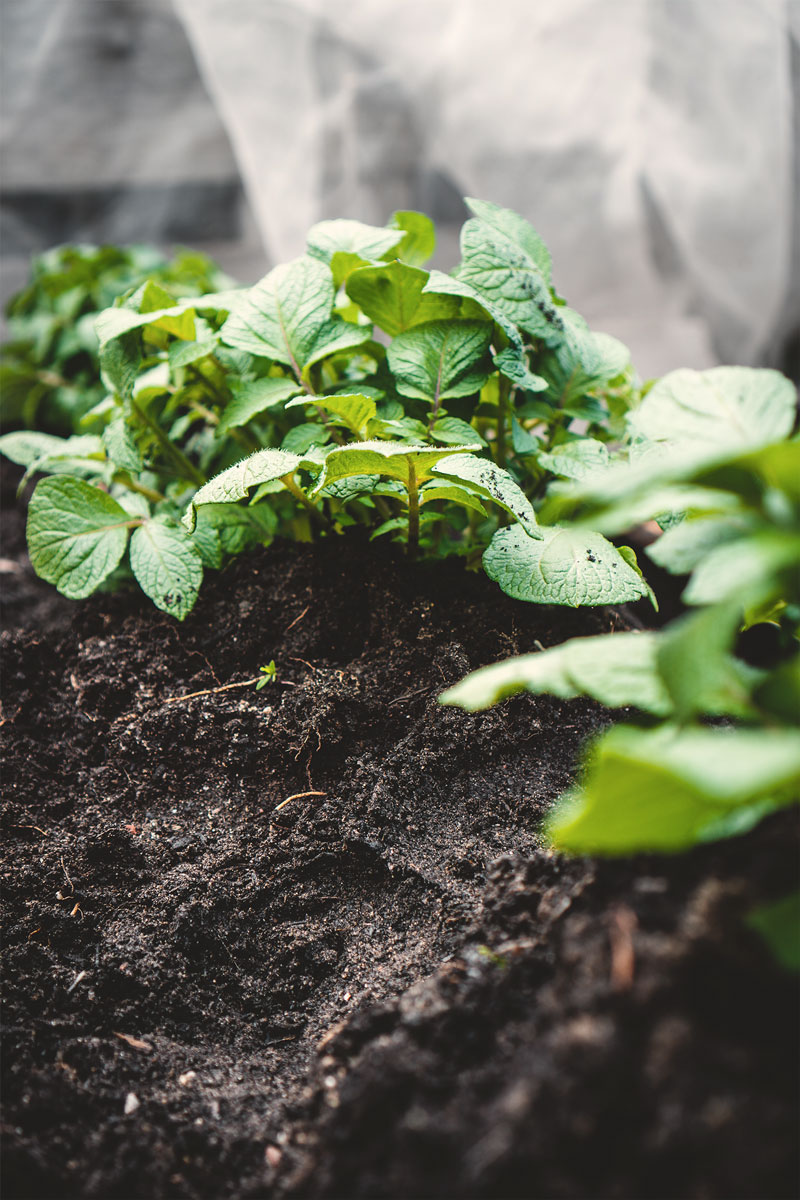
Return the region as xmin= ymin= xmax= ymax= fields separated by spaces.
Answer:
xmin=131 ymin=399 xmax=206 ymax=488
xmin=496 ymin=375 xmax=510 ymax=469
xmin=280 ymin=472 xmax=331 ymax=529
xmin=406 ymin=459 xmax=420 ymax=559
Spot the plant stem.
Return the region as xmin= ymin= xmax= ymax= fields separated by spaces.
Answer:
xmin=496 ymin=376 xmax=510 ymax=469
xmin=131 ymin=398 xmax=206 ymax=487
xmin=406 ymin=460 xmax=420 ymax=559
xmin=280 ymin=472 xmax=331 ymax=529
xmin=114 ymin=474 xmax=166 ymax=504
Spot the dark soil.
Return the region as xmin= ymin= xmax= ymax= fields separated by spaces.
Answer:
xmin=1 ymin=529 xmax=798 ymax=1200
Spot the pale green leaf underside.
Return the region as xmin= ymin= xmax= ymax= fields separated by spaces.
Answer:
xmin=286 ymin=392 xmax=377 ymax=436
xmin=537 ymin=439 xmax=610 ymax=481
xmin=313 ymin=440 xmax=482 ymax=492
xmin=547 ymin=726 xmax=800 ymax=853
xmin=645 ymin=514 xmax=752 ymax=575
xmin=183 ymin=448 xmax=301 ymax=531
xmin=628 ymin=366 xmax=797 ymax=452
xmin=440 ymin=631 xmax=670 ymax=715
xmin=484 ymin=524 xmax=648 ymax=606
xmin=26 ymin=476 xmax=132 ymax=598
xmin=432 ymin=454 xmax=539 ymax=536
xmin=306 ymin=218 xmax=404 ymax=265
xmin=130 ymin=519 xmax=203 ymax=620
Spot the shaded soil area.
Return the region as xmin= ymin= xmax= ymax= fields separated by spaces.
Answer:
xmin=1 ymin=533 xmax=798 ymax=1200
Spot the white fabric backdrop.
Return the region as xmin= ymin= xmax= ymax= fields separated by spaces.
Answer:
xmin=174 ymin=0 xmax=797 ymax=378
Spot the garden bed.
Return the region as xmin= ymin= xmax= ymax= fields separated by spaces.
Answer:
xmin=1 ymin=532 xmax=797 ymax=1199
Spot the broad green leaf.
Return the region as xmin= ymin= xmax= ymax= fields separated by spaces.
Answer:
xmin=440 ymin=631 xmax=671 ymax=715
xmin=219 ymin=256 xmax=371 ymax=379
xmin=423 ymin=270 xmax=548 ymax=392
xmin=537 ymin=310 xmax=630 ymax=409
xmin=281 ymin=424 xmax=332 ymax=455
xmin=389 ymin=210 xmax=436 ymax=267
xmin=628 ymin=366 xmax=796 ymax=453
xmin=753 ymin=656 xmax=800 ymax=725
xmin=387 ymin=319 xmax=492 ymax=405
xmin=285 ymin=392 xmax=377 ymax=437
xmin=183 ymin=448 xmax=301 ymax=531
xmin=320 ymin=473 xmax=380 ymax=502
xmin=346 ymin=262 xmax=461 ymax=336
xmin=657 ymin=603 xmax=760 ymax=719
xmin=218 ymin=377 xmax=302 ymax=431
xmin=27 ymin=476 xmax=133 ymax=598
xmin=129 ymin=517 xmax=203 ymax=620
xmin=313 ymin=440 xmax=482 ymax=492
xmin=432 ymin=453 xmax=539 ymax=535
xmin=465 ymin=198 xmax=552 ymax=281
xmin=646 ymin=514 xmax=754 ymax=575
xmin=194 ymin=501 xmax=277 ymax=564
xmin=95 ymin=300 xmax=196 ymax=348
xmin=103 ymin=413 xmax=142 ymax=472
xmin=168 ymin=336 xmax=219 ymax=370
xmin=683 ymin=531 xmax=800 ymax=607
xmin=547 ymin=725 xmax=800 ymax=853
xmin=458 ymin=199 xmax=563 ymax=343
xmin=430 ymin=416 xmax=487 ymax=446
xmin=99 ymin=330 xmax=141 ymax=400
xmin=537 ymin=439 xmax=610 ymax=481
xmin=419 ymin=483 xmax=488 ymax=517
xmin=0 ymin=431 xmax=70 ymax=467
xmin=370 ymin=512 xmax=439 ymax=540
xmin=747 ymin=892 xmax=800 ymax=971
xmin=306 ymin=218 xmax=404 ymax=266
xmin=484 ymin=524 xmax=649 ymax=606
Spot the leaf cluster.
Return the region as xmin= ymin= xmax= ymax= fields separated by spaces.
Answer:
xmin=2 ymin=203 xmax=654 ymax=617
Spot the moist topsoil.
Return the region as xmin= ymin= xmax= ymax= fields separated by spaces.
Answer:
xmin=1 ymin=520 xmax=798 ymax=1200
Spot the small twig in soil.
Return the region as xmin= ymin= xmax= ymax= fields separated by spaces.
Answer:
xmin=114 ymin=1032 xmax=154 ymax=1053
xmin=66 ymin=970 xmax=86 ymax=994
xmin=285 ymin=605 xmax=310 ymax=632
xmin=60 ymin=857 xmax=74 ymax=892
xmin=273 ymin=790 xmax=327 ymax=812
xmin=609 ymin=904 xmax=637 ymax=991
xmin=164 ymin=677 xmax=298 ymax=705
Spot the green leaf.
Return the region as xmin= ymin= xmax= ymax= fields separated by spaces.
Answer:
xmin=432 ymin=453 xmax=539 ymax=535
xmin=313 ymin=440 xmax=482 ymax=492
xmin=683 ymin=531 xmax=800 ymax=607
xmin=183 ymin=448 xmax=301 ymax=531
xmin=280 ymin=423 xmax=332 ymax=454
xmin=389 ymin=210 xmax=436 ymax=267
xmin=0 ymin=431 xmax=70 ymax=467
xmin=484 ymin=524 xmax=649 ymax=606
xmin=220 ymin=256 xmax=371 ymax=380
xmin=657 ymin=603 xmax=760 ymax=719
xmin=306 ymin=218 xmax=404 ymax=266
xmin=537 ymin=439 xmax=610 ymax=481
xmin=537 ymin=309 xmax=629 ymax=409
xmin=168 ymin=336 xmax=219 ymax=370
xmin=194 ymin=501 xmax=276 ymax=563
xmin=440 ymin=631 xmax=671 ymax=714
xmin=218 ymin=377 xmax=303 ymax=431
xmin=129 ymin=517 xmax=203 ymax=620
xmin=628 ymin=366 xmax=797 ymax=453
xmin=430 ymin=416 xmax=487 ymax=447
xmin=464 ymin=198 xmax=552 ymax=281
xmin=458 ymin=198 xmax=563 ymax=343
xmin=285 ymin=392 xmax=377 ymax=437
xmin=547 ymin=726 xmax=800 ymax=854
xmin=753 ymin=656 xmax=800 ymax=725
xmin=99 ymin=330 xmax=141 ymax=400
xmin=419 ymin=483 xmax=488 ymax=517
xmin=747 ymin=892 xmax=800 ymax=971
xmin=103 ymin=412 xmax=143 ymax=472
xmin=387 ymin=319 xmax=492 ymax=405
xmin=646 ymin=514 xmax=753 ymax=575
xmin=26 ymin=476 xmax=133 ymax=598
xmin=422 ymin=270 xmax=548 ymax=392
xmin=346 ymin=262 xmax=461 ymax=336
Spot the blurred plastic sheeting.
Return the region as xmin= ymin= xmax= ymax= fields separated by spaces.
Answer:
xmin=174 ymin=0 xmax=797 ymax=379
xmin=0 ymin=0 xmax=265 ymax=290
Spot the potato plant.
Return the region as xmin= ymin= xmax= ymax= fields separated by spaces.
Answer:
xmin=1 ymin=201 xmax=651 ymax=618
xmin=443 ymin=376 xmax=800 ymax=967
